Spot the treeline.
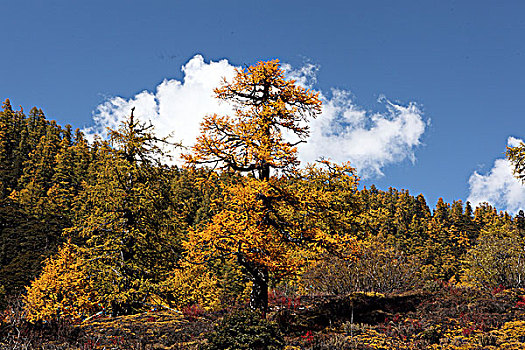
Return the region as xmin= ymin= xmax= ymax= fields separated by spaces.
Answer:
xmin=1 ymin=97 xmax=523 ymax=315
xmin=0 ymin=99 xmax=212 ymax=311
xmin=0 ymin=100 xmax=88 ymax=307
xmin=305 ymin=187 xmax=525 ymax=296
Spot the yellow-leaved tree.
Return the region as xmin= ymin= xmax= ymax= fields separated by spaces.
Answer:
xmin=24 ymin=241 xmax=100 ymax=322
xmin=184 ymin=60 xmax=360 ymax=315
xmin=65 ymin=111 xmax=185 ymax=316
xmin=507 ymin=139 xmax=525 ymax=183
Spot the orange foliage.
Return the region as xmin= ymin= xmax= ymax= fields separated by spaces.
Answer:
xmin=183 ymin=60 xmax=359 ymax=313
xmin=183 ymin=59 xmax=321 ymax=174
xmin=185 ymin=162 xmax=359 ymax=276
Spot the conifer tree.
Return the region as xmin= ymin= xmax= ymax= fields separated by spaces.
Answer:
xmin=12 ymin=121 xmax=62 ymax=216
xmin=516 ymin=210 xmax=525 ymax=236
xmin=67 ymin=110 xmax=182 ymax=315
xmin=0 ymin=103 xmax=77 ymax=306
xmin=24 ymin=241 xmax=99 ymax=322
xmin=507 ymin=139 xmax=525 ymax=183
xmin=185 ymin=60 xmax=360 ymax=315
xmin=462 ymin=218 xmax=525 ymax=289
xmin=0 ymin=100 xmax=25 ymax=198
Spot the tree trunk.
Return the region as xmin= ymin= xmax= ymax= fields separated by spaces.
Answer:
xmin=237 ymin=252 xmax=269 ymax=316
xmin=250 ymin=267 xmax=269 ymax=317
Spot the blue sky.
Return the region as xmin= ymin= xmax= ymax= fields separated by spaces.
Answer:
xmin=2 ymin=0 xmax=525 ymax=211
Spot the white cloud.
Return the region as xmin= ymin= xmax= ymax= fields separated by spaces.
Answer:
xmin=85 ymin=54 xmax=236 ymax=148
xmin=302 ymin=91 xmax=427 ymax=177
xmin=467 ymin=137 xmax=525 ymax=214
xmin=85 ymin=55 xmax=427 ymax=177
xmin=281 ymin=62 xmax=319 ymax=89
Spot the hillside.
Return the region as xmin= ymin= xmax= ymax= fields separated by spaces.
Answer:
xmin=1 ymin=60 xmax=525 ymax=349
xmin=2 ymin=286 xmax=525 ymax=349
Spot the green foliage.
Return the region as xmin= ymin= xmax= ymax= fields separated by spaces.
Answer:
xmin=0 ymin=99 xmax=249 ymax=314
xmin=0 ymin=100 xmax=92 ymax=306
xmin=201 ymin=309 xmax=284 ymax=350
xmin=356 ymin=187 xmax=516 ymax=284
xmin=3 ymin=95 xmax=525 ymax=350
xmin=5 ymin=103 xmax=92 ymax=219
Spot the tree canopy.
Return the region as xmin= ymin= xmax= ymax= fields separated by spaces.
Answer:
xmin=507 ymin=140 xmax=525 ymax=183
xmin=184 ymin=60 xmax=360 ymax=314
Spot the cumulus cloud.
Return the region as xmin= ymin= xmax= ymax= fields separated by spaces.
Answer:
xmin=467 ymin=137 xmax=525 ymax=214
xmin=85 ymin=55 xmax=427 ymax=177
xmin=85 ymin=55 xmax=236 ymax=146
xmin=302 ymin=91 xmax=427 ymax=177
xmin=281 ymin=62 xmax=319 ymax=88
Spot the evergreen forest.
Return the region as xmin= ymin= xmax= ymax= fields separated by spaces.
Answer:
xmin=2 ymin=60 xmax=525 ymax=349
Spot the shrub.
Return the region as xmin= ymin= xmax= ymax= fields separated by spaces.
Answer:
xmin=162 ymin=264 xmax=221 ymax=311
xmin=182 ymin=304 xmax=205 ymax=320
xmin=301 ymin=242 xmax=422 ymax=295
xmin=462 ymin=225 xmax=525 ymax=290
xmin=201 ymin=309 xmax=284 ymax=350
xmin=1 ymin=297 xmax=83 ymax=349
